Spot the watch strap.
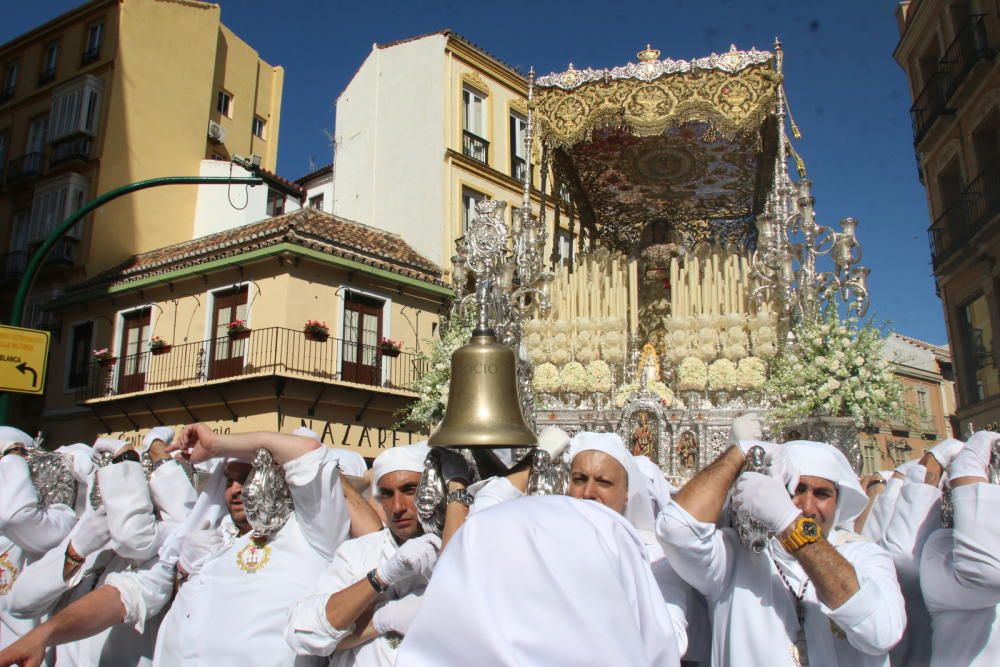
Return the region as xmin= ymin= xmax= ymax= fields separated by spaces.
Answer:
xmin=446 ymin=488 xmax=473 ymax=507
xmin=367 ymin=568 xmax=389 ymax=594
xmin=781 ymin=516 xmax=821 ymax=551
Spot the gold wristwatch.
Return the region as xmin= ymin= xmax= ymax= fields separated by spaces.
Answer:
xmin=781 ymin=516 xmax=822 ymax=551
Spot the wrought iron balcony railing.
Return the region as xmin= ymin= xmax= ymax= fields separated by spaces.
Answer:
xmin=1 ymin=238 xmax=80 ymax=282
xmin=462 ymin=130 xmax=488 ymax=164
xmin=6 ymin=152 xmax=44 ymax=184
xmin=910 ymin=71 xmax=951 ymax=144
xmin=940 ymin=14 xmax=993 ymax=100
xmin=77 ymin=326 xmax=429 ymax=402
xmin=928 ymin=158 xmax=1000 ymax=268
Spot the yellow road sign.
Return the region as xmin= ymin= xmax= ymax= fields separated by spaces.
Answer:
xmin=0 ymin=325 xmax=50 ymax=395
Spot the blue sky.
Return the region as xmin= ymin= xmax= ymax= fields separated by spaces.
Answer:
xmin=3 ymin=1 xmax=945 ymax=344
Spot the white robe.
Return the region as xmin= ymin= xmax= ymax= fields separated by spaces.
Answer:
xmin=861 ymin=476 xmax=903 ymax=542
xmin=920 ymin=483 xmax=1000 ymax=666
xmin=397 ymin=496 xmax=682 ymax=666
xmin=110 ymin=447 xmax=349 ymax=666
xmin=877 ymin=465 xmax=940 ymax=667
xmin=8 ymin=459 xmax=194 ymax=666
xmin=656 ymin=501 xmax=905 ymax=667
xmin=286 ymin=528 xmax=415 ymax=666
xmin=0 ymin=454 xmax=76 ymax=648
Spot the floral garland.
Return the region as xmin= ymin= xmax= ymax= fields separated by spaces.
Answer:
xmin=532 ymin=362 xmax=561 ymax=394
xmin=586 ymin=360 xmax=613 ymax=394
xmin=737 ymin=356 xmax=766 ymax=390
xmin=677 ymin=356 xmax=708 ymax=391
xmin=396 ymin=308 xmax=474 ymax=428
xmin=613 ymin=381 xmax=674 ymax=408
xmin=764 ymin=310 xmax=910 ymax=428
xmin=559 ymin=361 xmax=590 ymax=394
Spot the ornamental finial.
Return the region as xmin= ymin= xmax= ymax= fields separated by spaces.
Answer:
xmin=637 ymin=44 xmax=660 ymax=62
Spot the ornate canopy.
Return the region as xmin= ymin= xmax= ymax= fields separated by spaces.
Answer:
xmin=533 ymin=45 xmax=781 ymax=251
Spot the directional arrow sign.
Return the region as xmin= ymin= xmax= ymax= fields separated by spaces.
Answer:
xmin=0 ymin=325 xmax=50 ymax=395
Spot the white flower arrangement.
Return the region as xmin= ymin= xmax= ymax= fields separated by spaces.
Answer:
xmin=559 ymin=361 xmax=590 ymax=394
xmin=737 ymin=356 xmax=766 ymax=390
xmin=396 ymin=308 xmax=475 ymax=428
xmin=698 ymin=327 xmax=720 ymax=345
xmin=586 ymin=360 xmax=613 ymax=394
xmin=603 ymin=343 xmax=626 ymax=363
xmin=528 ymin=347 xmax=548 ymax=364
xmin=525 ymin=332 xmax=543 ymax=347
xmin=550 ymin=347 xmax=572 ymax=365
xmin=722 ymin=344 xmax=746 ymax=361
xmin=524 ymin=319 xmax=546 ymax=334
xmin=765 ymin=309 xmax=911 ymax=428
xmin=694 ymin=314 xmax=717 ymax=329
xmin=708 ymin=359 xmax=739 ymax=390
xmin=723 ymin=326 xmax=747 ymax=346
xmin=722 ymin=313 xmax=745 ymax=328
xmin=755 ymin=341 xmax=777 ymax=359
xmin=532 ymin=362 xmax=561 ymax=394
xmin=677 ymin=357 xmax=708 ymax=391
xmin=576 ymin=346 xmax=599 ymax=363
xmin=696 ymin=343 xmax=718 ymax=361
xmin=553 ymin=321 xmax=572 ymax=334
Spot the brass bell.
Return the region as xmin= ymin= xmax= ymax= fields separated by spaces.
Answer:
xmin=428 ymin=329 xmax=538 ymax=449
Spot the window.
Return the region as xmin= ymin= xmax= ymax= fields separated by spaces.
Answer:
xmin=82 ymin=22 xmax=102 ymax=63
xmin=266 ymin=188 xmax=285 ymax=216
xmin=40 ymin=42 xmax=58 ymax=83
xmin=886 ymin=439 xmax=912 ymax=466
xmin=309 ymin=194 xmax=324 ymax=210
xmin=461 ymin=187 xmax=485 ymax=232
xmin=28 ymin=174 xmax=89 ymax=245
xmin=462 ymin=86 xmax=487 ymax=162
xmin=0 ymin=130 xmax=8 ymax=168
xmin=6 ymin=210 xmax=30 ymax=277
xmin=49 ymin=74 xmax=103 ymax=140
xmin=916 ymin=388 xmax=931 ymax=428
xmin=252 ymin=116 xmax=266 ymax=139
xmin=217 ymin=90 xmax=232 ymax=118
xmin=509 ymin=111 xmax=527 ymax=180
xmin=1 ymin=62 xmax=18 ymax=101
xmin=861 ymin=440 xmax=879 ymax=475
xmin=557 ymin=229 xmax=572 ymax=265
xmin=210 ymin=287 xmax=248 ymax=380
xmin=341 ymin=292 xmax=384 ymax=386
xmin=960 ymin=293 xmax=999 ymax=402
xmin=67 ymin=321 xmax=94 ymax=390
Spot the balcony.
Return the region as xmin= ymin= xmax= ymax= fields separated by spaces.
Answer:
xmin=50 ymin=135 xmax=92 ymax=167
xmin=81 ymin=48 xmax=100 ymax=65
xmin=6 ymin=152 xmax=44 ymax=185
xmin=38 ymin=69 xmax=55 ymax=87
xmin=463 ymin=130 xmax=489 ymax=164
xmin=928 ymin=158 xmax=1000 ymax=268
xmin=940 ymin=14 xmax=993 ymax=100
xmin=0 ymin=238 xmax=80 ymax=282
xmin=910 ymin=72 xmax=951 ymax=144
xmin=512 ymin=155 xmax=527 ymax=182
xmin=77 ymin=326 xmax=429 ymax=402
xmin=0 ymin=86 xmax=13 ymax=104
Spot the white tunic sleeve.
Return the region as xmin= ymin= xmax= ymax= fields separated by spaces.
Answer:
xmin=99 ymin=461 xmax=161 ymax=560
xmin=469 ymin=477 xmax=523 ymax=515
xmin=148 ymin=460 xmax=196 ymax=529
xmin=7 ymin=534 xmax=92 ymax=618
xmin=921 ymin=483 xmax=1000 ymax=612
xmin=823 ymin=540 xmax=906 ymax=655
xmin=0 ymin=454 xmax=76 ymax=554
xmin=650 ymin=558 xmax=689 ymax=658
xmin=104 ymin=557 xmax=175 ymax=633
xmin=285 ymin=540 xmax=361 ymax=655
xmin=654 ymin=500 xmax=734 ymax=599
xmin=878 ymin=469 xmax=941 ymax=584
xmin=861 ymin=477 xmax=902 ymax=542
xmin=283 ymin=447 xmax=350 ymax=561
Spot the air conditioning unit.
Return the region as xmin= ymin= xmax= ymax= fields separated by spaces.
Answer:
xmin=208 ymin=120 xmax=226 ymax=144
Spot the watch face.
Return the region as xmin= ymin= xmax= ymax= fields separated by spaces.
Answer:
xmin=802 ymin=520 xmax=819 ymax=538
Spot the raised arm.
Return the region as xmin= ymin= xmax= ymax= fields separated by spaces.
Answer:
xmin=171 ymin=423 xmax=321 ymax=465
xmin=0 ymin=455 xmax=76 ymax=554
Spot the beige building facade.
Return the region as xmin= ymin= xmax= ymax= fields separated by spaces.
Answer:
xmin=44 ymin=207 xmax=448 ymax=459
xmin=895 ymin=0 xmax=1000 ymax=436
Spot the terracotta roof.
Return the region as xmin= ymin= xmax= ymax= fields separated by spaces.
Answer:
xmin=71 ymin=208 xmax=444 ymax=292
xmin=892 ymin=333 xmax=950 ymax=355
xmin=257 ymin=167 xmax=306 ymax=198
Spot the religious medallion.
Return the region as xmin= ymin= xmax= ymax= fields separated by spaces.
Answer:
xmin=0 ymin=552 xmax=19 ymax=595
xmin=235 ymin=539 xmax=272 ymax=574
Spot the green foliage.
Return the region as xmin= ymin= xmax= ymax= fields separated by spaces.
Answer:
xmin=394 ymin=306 xmax=475 ymax=429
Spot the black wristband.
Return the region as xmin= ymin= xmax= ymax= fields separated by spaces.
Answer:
xmin=367 ymin=568 xmax=389 ymax=594
xmin=866 ymin=478 xmax=887 ymax=491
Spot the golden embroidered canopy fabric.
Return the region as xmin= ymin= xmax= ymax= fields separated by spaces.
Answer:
xmin=534 ymin=47 xmax=781 ymax=250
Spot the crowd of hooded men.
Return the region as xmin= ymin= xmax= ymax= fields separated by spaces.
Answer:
xmin=0 ymin=414 xmax=997 ymax=666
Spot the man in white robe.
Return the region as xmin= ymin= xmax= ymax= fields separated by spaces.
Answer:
xmin=876 ymin=438 xmax=960 ymax=667
xmin=0 ymin=428 xmax=77 ymax=649
xmin=396 ymin=495 xmax=682 ymax=666
xmin=920 ymin=430 xmax=1000 ymax=666
xmin=7 ymin=440 xmax=195 ymax=666
xmin=0 ymin=426 xmax=371 ymax=667
xmin=286 ymin=442 xmax=439 ymax=666
xmin=657 ymin=439 xmax=905 ymax=667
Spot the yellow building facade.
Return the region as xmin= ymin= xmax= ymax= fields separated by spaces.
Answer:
xmin=894 ymin=0 xmax=1000 ymax=436
xmin=0 ymin=0 xmax=284 ymax=319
